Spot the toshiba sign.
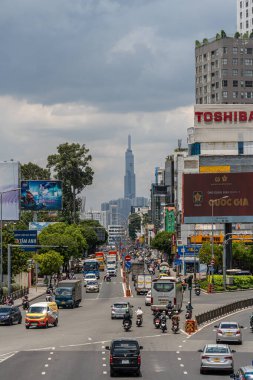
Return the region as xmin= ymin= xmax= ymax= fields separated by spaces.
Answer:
xmin=194 ymin=105 xmax=253 ymax=128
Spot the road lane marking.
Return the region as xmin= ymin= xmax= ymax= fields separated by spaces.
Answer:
xmin=41 ymin=372 xmax=46 ymax=375
xmin=45 ymin=364 xmax=48 ymax=367
xmin=48 ymin=358 xmax=51 ymax=360
xmin=88 ymin=337 xmax=92 ymax=341
xmin=102 ymin=351 xmax=105 ymax=354
xmin=180 ymin=364 xmax=184 ymax=367
xmin=0 ymin=352 xmax=18 ymax=363
xmin=184 ymin=371 xmax=188 ymax=375
xmin=176 ymin=351 xmax=180 ymax=354
xmin=103 ymin=371 xmax=107 ymax=375
xmin=177 ymin=357 xmax=181 ymax=360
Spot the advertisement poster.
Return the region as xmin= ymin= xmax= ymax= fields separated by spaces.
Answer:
xmin=183 ymin=172 xmax=253 ymax=223
xmin=0 ymin=161 xmax=20 ymax=221
xmin=21 ymin=180 xmax=62 ymax=211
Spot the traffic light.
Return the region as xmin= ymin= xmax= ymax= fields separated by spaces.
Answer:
xmin=188 ymin=275 xmax=193 ymax=290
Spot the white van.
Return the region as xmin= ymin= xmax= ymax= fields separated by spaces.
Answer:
xmin=151 ymin=276 xmax=183 ymax=312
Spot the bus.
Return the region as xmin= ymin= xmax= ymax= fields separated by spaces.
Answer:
xmin=151 ymin=276 xmax=183 ymax=312
xmin=83 ymin=259 xmax=100 ymax=279
xmin=95 ymin=252 xmax=105 ymax=271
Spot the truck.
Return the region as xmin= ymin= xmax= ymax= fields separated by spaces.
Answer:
xmin=131 ymin=262 xmax=145 ymax=282
xmin=135 ymin=274 xmax=152 ymax=295
xmin=95 ymin=251 xmax=105 ymax=271
xmin=55 ymin=279 xmax=82 ymax=309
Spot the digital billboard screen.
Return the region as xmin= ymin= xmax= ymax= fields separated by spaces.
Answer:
xmin=21 ymin=180 xmax=62 ymax=211
xmin=183 ymin=172 xmax=253 ymax=223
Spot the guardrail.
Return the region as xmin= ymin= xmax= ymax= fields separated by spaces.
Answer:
xmin=195 ymin=298 xmax=253 ymax=325
xmin=1 ymin=287 xmax=29 ymax=305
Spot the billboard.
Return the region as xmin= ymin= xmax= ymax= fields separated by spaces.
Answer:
xmin=0 ymin=161 xmax=20 ymax=221
xmin=14 ymin=230 xmax=37 ymax=251
xmin=183 ymin=172 xmax=253 ymax=223
xmin=21 ymin=180 xmax=62 ymax=211
xmin=29 ymin=222 xmax=57 ymax=234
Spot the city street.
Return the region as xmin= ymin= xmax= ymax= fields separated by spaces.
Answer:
xmin=0 ymin=270 xmax=253 ymax=379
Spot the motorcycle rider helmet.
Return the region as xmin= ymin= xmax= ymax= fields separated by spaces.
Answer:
xmin=175 ymin=311 xmax=179 ymax=314
xmin=162 ymin=310 xmax=166 ymax=315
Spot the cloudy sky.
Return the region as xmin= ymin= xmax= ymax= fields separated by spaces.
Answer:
xmin=0 ymin=0 xmax=236 ymax=210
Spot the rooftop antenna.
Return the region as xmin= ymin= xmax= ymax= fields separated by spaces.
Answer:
xmin=128 ymin=135 xmax=131 ymax=150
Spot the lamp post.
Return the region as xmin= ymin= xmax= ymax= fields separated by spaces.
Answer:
xmin=0 ymin=188 xmax=20 ymax=286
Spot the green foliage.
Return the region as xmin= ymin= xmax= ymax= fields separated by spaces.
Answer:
xmin=128 ymin=213 xmax=141 ymax=241
xmin=234 ymin=32 xmax=241 ymax=38
xmin=151 ymin=231 xmax=172 ymax=259
xmin=195 ymin=40 xmax=201 ymax=48
xmin=243 ymin=31 xmax=249 ymax=39
xmin=199 ymin=242 xmax=222 ymax=268
xmin=79 ymin=220 xmax=107 ymax=245
xmin=216 ymin=33 xmax=221 ymax=40
xmin=250 ymin=32 xmax=253 ymax=39
xmin=35 ymin=250 xmax=64 ymax=276
xmin=226 ymin=285 xmax=238 ymax=291
xmin=38 ymin=222 xmax=88 ymax=266
xmin=220 ymin=30 xmax=227 ymax=38
xmin=21 ymin=162 xmax=50 ymax=180
xmin=47 ymin=142 xmax=94 ymax=223
xmin=202 ymin=38 xmax=208 ymax=45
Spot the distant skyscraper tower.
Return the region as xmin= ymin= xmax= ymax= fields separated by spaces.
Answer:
xmin=124 ymin=135 xmax=136 ymax=199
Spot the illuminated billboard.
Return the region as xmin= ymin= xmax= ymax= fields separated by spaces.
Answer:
xmin=0 ymin=161 xmax=20 ymax=221
xmin=183 ymin=172 xmax=253 ymax=223
xmin=21 ymin=180 xmax=62 ymax=211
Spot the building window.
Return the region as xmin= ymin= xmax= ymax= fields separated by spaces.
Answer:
xmin=222 ymin=58 xmax=228 ymax=65
xmin=232 ymin=58 xmax=238 ymax=65
xmin=215 ymin=82 xmax=219 ymax=89
xmin=246 ymin=91 xmax=253 ymax=98
xmin=246 ymin=9 xmax=249 ymax=17
xmin=240 ymin=1 xmax=242 ymax=8
xmin=222 ymin=80 xmax=228 ymax=87
xmin=245 ymin=80 xmax=253 ymax=87
xmin=246 ymin=20 xmax=249 ymax=28
xmin=240 ymin=22 xmax=243 ymax=30
xmin=223 ymin=47 xmax=228 ymax=54
xmin=233 ymin=91 xmax=238 ymax=98
xmin=244 ymin=70 xmax=253 ymax=76
xmin=233 ymin=80 xmax=238 ymax=87
xmin=246 ymin=48 xmax=253 ymax=54
xmin=222 ymin=69 xmax=228 ymax=76
xmin=241 ymin=92 xmax=245 ymax=98
xmin=241 ymin=80 xmax=244 ymax=87
xmin=238 ymin=142 xmax=244 ymax=155
xmin=245 ymin=58 xmax=253 ymax=65
xmin=246 ymin=1 xmax=249 ymax=7
xmin=223 ymin=91 xmax=228 ymax=98
xmin=233 ymin=47 xmax=238 ymax=54
xmin=232 ymin=69 xmax=238 ymax=76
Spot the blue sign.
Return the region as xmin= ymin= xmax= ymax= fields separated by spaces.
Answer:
xmin=14 ymin=230 xmax=37 ymax=251
xmin=125 ymin=261 xmax=132 ymax=270
xmin=174 ymin=259 xmax=182 ymax=265
xmin=177 ymin=245 xmax=201 ymax=257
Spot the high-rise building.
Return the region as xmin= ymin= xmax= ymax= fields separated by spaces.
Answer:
xmin=237 ymin=0 xmax=253 ymax=35
xmin=195 ymin=36 xmax=253 ymax=105
xmin=124 ymin=135 xmax=136 ymax=199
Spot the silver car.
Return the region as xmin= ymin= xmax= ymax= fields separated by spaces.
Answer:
xmin=86 ymin=281 xmax=99 ymax=293
xmin=111 ymin=302 xmax=133 ymax=319
xmin=199 ymin=344 xmax=235 ymax=374
xmin=215 ymin=321 xmax=243 ymax=344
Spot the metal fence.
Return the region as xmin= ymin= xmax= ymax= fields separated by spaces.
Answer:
xmin=1 ymin=287 xmax=29 ymax=305
xmin=195 ymin=298 xmax=253 ymax=325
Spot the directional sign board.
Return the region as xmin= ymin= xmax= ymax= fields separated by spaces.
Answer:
xmin=125 ymin=261 xmax=132 ymax=270
xmin=125 ymin=255 xmax=131 ymax=262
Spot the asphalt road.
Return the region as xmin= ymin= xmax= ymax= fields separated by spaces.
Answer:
xmin=0 ymin=267 xmax=253 ymax=379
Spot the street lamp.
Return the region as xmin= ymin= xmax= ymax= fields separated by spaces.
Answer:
xmin=0 ymin=188 xmax=20 ymax=285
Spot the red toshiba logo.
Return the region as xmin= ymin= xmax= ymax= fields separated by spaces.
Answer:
xmin=195 ymin=111 xmax=253 ymax=123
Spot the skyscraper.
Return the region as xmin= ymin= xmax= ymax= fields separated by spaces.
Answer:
xmin=237 ymin=0 xmax=253 ymax=35
xmin=124 ymin=135 xmax=136 ymax=199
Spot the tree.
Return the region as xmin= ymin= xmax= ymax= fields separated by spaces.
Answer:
xmin=38 ymin=222 xmax=88 ymax=270
xmin=79 ymin=224 xmax=98 ymax=255
xmin=151 ymin=231 xmax=173 ymax=262
xmin=34 ymin=250 xmax=63 ymax=277
xmin=128 ymin=213 xmax=141 ymax=241
xmin=216 ymin=33 xmax=221 ymax=40
xmin=199 ymin=242 xmax=222 ymax=271
xmin=80 ymin=220 xmax=107 ymax=245
xmin=202 ymin=38 xmax=209 ymax=45
xmin=220 ymin=30 xmax=227 ymax=38
xmin=234 ymin=32 xmax=241 ymax=39
xmin=47 ymin=143 xmax=94 ymax=223
xmin=21 ymin=162 xmax=50 ymax=180
xmin=195 ymin=40 xmax=201 ymax=48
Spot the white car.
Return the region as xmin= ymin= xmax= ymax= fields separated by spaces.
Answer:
xmin=199 ymin=344 xmax=235 ymax=374
xmin=83 ymin=273 xmax=97 ymax=286
xmin=145 ymin=290 xmax=151 ymax=306
xmin=86 ymin=281 xmax=99 ymax=293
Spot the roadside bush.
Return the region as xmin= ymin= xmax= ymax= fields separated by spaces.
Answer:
xmin=11 ymin=283 xmax=21 ymax=292
xmin=213 ymin=275 xmax=223 ymax=286
xmin=214 ymin=285 xmax=224 ymax=292
xmin=200 ymin=280 xmax=208 ymax=290
xmin=239 ymin=284 xmax=250 ymax=289
xmin=226 ymin=285 xmax=238 ymax=291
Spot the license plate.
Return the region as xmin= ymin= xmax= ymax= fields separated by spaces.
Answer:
xmin=226 ymin=332 xmax=233 ymax=336
xmin=61 ymin=301 xmax=65 ymax=304
xmin=31 ymin=323 xmax=37 ymax=326
xmin=122 ymin=360 xmax=129 ymax=364
xmin=213 ymin=358 xmax=220 ymax=362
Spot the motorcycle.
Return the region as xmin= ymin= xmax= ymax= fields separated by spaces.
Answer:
xmin=123 ymin=320 xmax=131 ymax=331
xmin=154 ymin=317 xmax=161 ymax=329
xmin=22 ymin=299 xmax=29 ymax=310
xmin=195 ymin=287 xmax=201 ymax=296
xmin=171 ymin=322 xmax=179 ymax=334
xmin=185 ymin=310 xmax=192 ymax=320
xmin=167 ymin=309 xmax=173 ymax=319
xmin=160 ymin=319 xmax=167 ymax=333
xmin=136 ymin=316 xmax=142 ymax=327
xmin=105 ymin=276 xmax=111 ymax=282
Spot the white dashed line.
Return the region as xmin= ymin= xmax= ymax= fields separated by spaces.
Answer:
xmin=45 ymin=364 xmax=48 ymax=367
xmin=48 ymin=358 xmax=51 ymax=361
xmin=184 ymin=371 xmax=188 ymax=375
xmin=176 ymin=351 xmax=180 ymax=354
xmin=103 ymin=371 xmax=107 ymax=375
xmin=102 ymin=357 xmax=106 ymax=361
xmin=102 ymin=351 xmax=105 ymax=354
xmin=103 ymin=364 xmax=107 ymax=367
xmin=41 ymin=372 xmax=46 ymax=375
xmin=50 ymin=352 xmax=54 ymax=355
xmin=180 ymin=364 xmax=184 ymax=367
xmin=177 ymin=357 xmax=181 ymax=361
xmin=88 ymin=337 xmax=92 ymax=341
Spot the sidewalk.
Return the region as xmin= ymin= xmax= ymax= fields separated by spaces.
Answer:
xmin=14 ymin=286 xmax=46 ymax=307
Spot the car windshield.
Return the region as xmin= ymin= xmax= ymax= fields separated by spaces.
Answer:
xmin=153 ymin=283 xmax=174 ymax=292
xmin=220 ymin=323 xmax=238 ymax=329
xmin=85 ymin=275 xmax=95 ymax=279
xmin=29 ymin=306 xmax=47 ymax=314
xmin=88 ymin=282 xmax=97 ymax=285
xmin=113 ymin=341 xmax=138 ymax=352
xmin=0 ymin=307 xmax=11 ymax=314
xmin=113 ymin=304 xmax=127 ymax=309
xmin=55 ymin=287 xmax=72 ymax=296
xmin=205 ymin=346 xmax=229 ymax=354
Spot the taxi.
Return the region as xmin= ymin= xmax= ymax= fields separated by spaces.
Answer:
xmin=25 ymin=301 xmax=59 ymax=329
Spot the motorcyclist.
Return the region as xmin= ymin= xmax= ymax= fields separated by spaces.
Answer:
xmin=104 ymin=272 xmax=111 ymax=281
xmin=166 ymin=300 xmax=173 ymax=312
xmin=5 ymin=296 xmax=14 ymax=306
xmin=153 ymin=310 xmax=161 ymax=324
xmin=186 ymin=302 xmax=193 ymax=312
xmin=160 ymin=311 xmax=168 ymax=331
xmin=250 ymin=313 xmax=253 ymax=328
xmin=135 ymin=306 xmax=143 ymax=321
xmin=171 ymin=311 xmax=180 ymax=327
xmin=123 ymin=310 xmax=132 ymax=328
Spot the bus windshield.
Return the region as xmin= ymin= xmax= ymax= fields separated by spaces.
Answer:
xmin=83 ymin=261 xmax=99 ymax=271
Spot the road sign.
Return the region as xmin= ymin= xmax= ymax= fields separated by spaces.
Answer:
xmin=125 ymin=255 xmax=131 ymax=262
xmin=125 ymin=261 xmax=132 ymax=270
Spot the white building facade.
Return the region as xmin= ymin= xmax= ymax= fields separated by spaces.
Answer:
xmin=237 ymin=0 xmax=253 ymax=35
